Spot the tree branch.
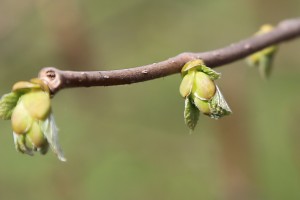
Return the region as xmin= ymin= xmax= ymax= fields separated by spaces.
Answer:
xmin=39 ymin=18 xmax=300 ymax=95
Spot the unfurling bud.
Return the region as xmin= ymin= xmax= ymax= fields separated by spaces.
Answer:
xmin=246 ymin=24 xmax=278 ymax=79
xmin=0 ymin=78 xmax=66 ymax=161
xmin=180 ymin=60 xmax=232 ymax=131
xmin=209 ymin=86 xmax=232 ymax=119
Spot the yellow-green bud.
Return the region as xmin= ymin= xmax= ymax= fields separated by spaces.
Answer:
xmin=12 ymin=81 xmax=41 ymax=93
xmin=193 ymin=72 xmax=216 ymax=100
xmin=22 ymin=91 xmax=51 ymax=120
xmin=26 ymin=121 xmax=46 ymax=148
xmin=11 ymin=101 xmax=32 ymax=135
xmin=193 ymin=98 xmax=211 ymax=114
xmin=30 ymin=78 xmax=50 ymax=94
xmin=3 ymin=78 xmax=66 ymax=160
xmin=179 ymin=70 xmax=195 ymax=98
xmin=181 ymin=59 xmax=204 ymax=73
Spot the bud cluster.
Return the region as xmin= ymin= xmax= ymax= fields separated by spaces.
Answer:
xmin=246 ymin=24 xmax=278 ymax=79
xmin=0 ymin=78 xmax=66 ymax=161
xmin=179 ymin=60 xmax=232 ymax=130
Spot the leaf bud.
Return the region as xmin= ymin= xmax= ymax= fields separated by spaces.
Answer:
xmin=179 ymin=70 xmax=195 ymax=98
xmin=11 ymin=101 xmax=32 ymax=135
xmin=193 ymin=98 xmax=211 ymax=115
xmin=26 ymin=121 xmax=47 ymax=148
xmin=193 ymin=72 xmax=216 ymax=100
xmin=22 ymin=91 xmax=51 ymax=120
xmin=12 ymin=81 xmax=41 ymax=94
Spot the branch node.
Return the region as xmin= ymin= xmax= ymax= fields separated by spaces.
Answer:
xmin=38 ymin=67 xmax=63 ymax=96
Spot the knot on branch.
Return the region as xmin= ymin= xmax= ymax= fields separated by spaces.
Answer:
xmin=38 ymin=67 xmax=63 ymax=96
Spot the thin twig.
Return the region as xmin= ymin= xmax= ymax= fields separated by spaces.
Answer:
xmin=38 ymin=18 xmax=300 ymax=95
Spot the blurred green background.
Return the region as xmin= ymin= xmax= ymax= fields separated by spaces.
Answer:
xmin=0 ymin=0 xmax=300 ymax=200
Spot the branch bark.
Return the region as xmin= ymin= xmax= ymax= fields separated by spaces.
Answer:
xmin=38 ymin=18 xmax=300 ymax=95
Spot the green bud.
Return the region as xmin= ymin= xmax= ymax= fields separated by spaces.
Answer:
xmin=193 ymin=72 xmax=216 ymax=100
xmin=246 ymin=24 xmax=278 ymax=79
xmin=22 ymin=91 xmax=51 ymax=120
xmin=179 ymin=70 xmax=195 ymax=98
xmin=193 ymin=98 xmax=211 ymax=115
xmin=11 ymin=101 xmax=32 ymax=135
xmin=2 ymin=78 xmax=66 ymax=161
xmin=181 ymin=60 xmax=204 ymax=76
xmin=12 ymin=81 xmax=41 ymax=93
xmin=256 ymin=24 xmax=274 ymax=35
xmin=30 ymin=78 xmax=50 ymax=94
xmin=180 ymin=60 xmax=232 ymax=131
xmin=26 ymin=121 xmax=47 ymax=148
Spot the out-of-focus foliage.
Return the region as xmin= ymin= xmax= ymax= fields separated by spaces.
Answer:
xmin=0 ymin=0 xmax=300 ymax=200
xmin=246 ymin=24 xmax=278 ymax=79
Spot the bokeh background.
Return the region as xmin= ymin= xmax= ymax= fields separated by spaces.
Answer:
xmin=0 ymin=0 xmax=300 ymax=200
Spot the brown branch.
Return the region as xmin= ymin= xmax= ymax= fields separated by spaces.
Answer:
xmin=39 ymin=18 xmax=300 ymax=95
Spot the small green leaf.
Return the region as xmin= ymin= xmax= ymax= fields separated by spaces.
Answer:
xmin=209 ymin=86 xmax=232 ymax=119
xmin=179 ymin=70 xmax=195 ymax=98
xmin=200 ymin=65 xmax=221 ymax=80
xmin=0 ymin=92 xmax=22 ymax=120
xmin=258 ymin=53 xmax=275 ymax=79
xmin=184 ymin=97 xmax=200 ymax=131
xmin=41 ymin=114 xmax=66 ymax=161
